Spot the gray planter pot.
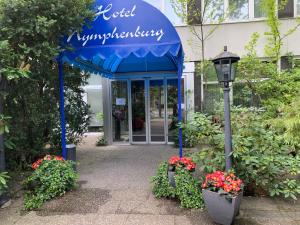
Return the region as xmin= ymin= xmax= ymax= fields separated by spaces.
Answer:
xmin=202 ymin=189 xmax=243 ymax=225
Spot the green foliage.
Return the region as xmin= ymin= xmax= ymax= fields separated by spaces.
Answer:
xmin=96 ymin=113 xmax=104 ymax=124
xmin=191 ymin=109 xmax=300 ymax=200
xmin=151 ymin=162 xmax=176 ymax=198
xmin=96 ymin=136 xmax=107 ymax=147
xmin=23 ymin=159 xmax=78 ymax=210
xmin=174 ymin=166 xmax=204 ymax=209
xmin=260 ymin=0 xmax=300 ymax=63
xmin=151 ymin=162 xmax=204 ymax=209
xmin=237 ymin=32 xmax=300 ymax=118
xmin=0 ymin=172 xmax=10 ymax=196
xmin=269 ymin=95 xmax=300 ymax=153
xmin=174 ymin=113 xmax=221 ymax=148
xmin=0 ymin=0 xmax=94 ymax=170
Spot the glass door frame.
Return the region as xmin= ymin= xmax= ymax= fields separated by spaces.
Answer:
xmin=130 ymin=79 xmax=149 ymax=144
xmin=148 ymin=78 xmax=167 ymax=144
xmin=109 ymin=76 xmax=183 ymax=145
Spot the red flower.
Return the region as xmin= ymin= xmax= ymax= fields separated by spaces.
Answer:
xmin=202 ymin=171 xmax=243 ymax=195
xmin=168 ymin=156 xmax=196 ymax=171
xmin=168 ymin=156 xmax=180 ymax=165
xmin=54 ymin=156 xmax=64 ymax=161
xmin=31 ymin=154 xmax=65 ymax=170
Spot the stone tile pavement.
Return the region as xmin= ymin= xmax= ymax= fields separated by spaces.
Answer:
xmin=0 ymin=134 xmax=299 ymax=225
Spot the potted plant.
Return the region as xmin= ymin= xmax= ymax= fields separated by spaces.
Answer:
xmin=202 ymin=171 xmax=244 ymax=225
xmin=0 ymin=172 xmax=10 ymax=208
xmin=168 ymin=156 xmax=196 ymax=187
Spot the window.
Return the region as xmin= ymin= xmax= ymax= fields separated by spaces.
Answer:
xmin=229 ymin=0 xmax=249 ymax=20
xmin=278 ymin=0 xmax=294 ymax=18
xmin=297 ymin=0 xmax=300 ymax=15
xmin=144 ymin=0 xmax=163 ymax=10
xmin=254 ymin=0 xmax=265 ymax=18
xmin=203 ymin=0 xmax=225 ymax=23
xmin=144 ymin=0 xmax=185 ymax=26
xmin=165 ymin=1 xmax=185 ymax=25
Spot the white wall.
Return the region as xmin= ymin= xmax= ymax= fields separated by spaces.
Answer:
xmin=176 ymin=18 xmax=300 ymax=61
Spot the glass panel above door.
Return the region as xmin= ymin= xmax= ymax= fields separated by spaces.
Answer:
xmin=111 ymin=81 xmax=129 ymax=143
xmin=131 ymin=80 xmax=147 ymax=142
xmin=150 ymin=80 xmax=165 ymax=142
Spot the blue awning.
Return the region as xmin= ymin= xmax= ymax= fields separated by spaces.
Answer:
xmin=60 ymin=0 xmax=183 ymax=78
xmin=58 ymin=0 xmax=184 ymax=159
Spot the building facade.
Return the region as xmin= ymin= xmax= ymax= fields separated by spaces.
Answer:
xmin=84 ymin=0 xmax=300 ymax=144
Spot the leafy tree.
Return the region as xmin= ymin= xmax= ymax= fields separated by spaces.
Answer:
xmin=261 ymin=0 xmax=300 ymax=67
xmin=0 ymin=0 xmax=94 ymax=169
xmin=170 ymin=0 xmax=227 ymax=110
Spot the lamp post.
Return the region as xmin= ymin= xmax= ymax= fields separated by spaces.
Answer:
xmin=212 ymin=46 xmax=240 ymax=172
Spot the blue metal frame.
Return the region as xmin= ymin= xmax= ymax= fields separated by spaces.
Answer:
xmin=57 ymin=58 xmax=67 ymax=159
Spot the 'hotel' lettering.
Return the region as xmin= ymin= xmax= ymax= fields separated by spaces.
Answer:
xmin=95 ymin=4 xmax=136 ymax=21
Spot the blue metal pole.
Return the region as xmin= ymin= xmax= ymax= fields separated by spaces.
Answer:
xmin=58 ymin=59 xmax=67 ymax=159
xmin=177 ymin=54 xmax=183 ymax=158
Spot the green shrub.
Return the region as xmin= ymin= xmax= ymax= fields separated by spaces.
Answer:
xmin=174 ymin=113 xmax=221 ymax=148
xmin=0 ymin=172 xmax=10 ymax=196
xmin=96 ymin=136 xmax=107 ymax=147
xmin=151 ymin=162 xmax=176 ymax=198
xmin=151 ymin=162 xmax=204 ymax=209
xmin=23 ymin=159 xmax=78 ymax=210
xmin=175 ymin=166 xmax=204 ymax=209
xmin=192 ymin=108 xmax=300 ymax=200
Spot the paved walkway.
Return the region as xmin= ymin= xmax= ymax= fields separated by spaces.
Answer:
xmin=0 ymin=134 xmax=300 ymax=225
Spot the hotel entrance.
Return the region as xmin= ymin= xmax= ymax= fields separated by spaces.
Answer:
xmin=58 ymin=0 xmax=185 ymax=157
xmin=109 ymin=77 xmax=184 ymax=145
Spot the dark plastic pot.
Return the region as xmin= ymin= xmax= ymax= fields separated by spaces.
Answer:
xmin=202 ymin=189 xmax=243 ymax=225
xmin=168 ymin=171 xmax=176 ymax=188
xmin=167 ymin=168 xmax=195 ymax=188
xmin=0 ymin=193 xmax=10 ymax=208
xmin=66 ymin=144 xmax=76 ymax=170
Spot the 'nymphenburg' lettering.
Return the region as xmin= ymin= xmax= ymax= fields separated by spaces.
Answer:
xmin=67 ymin=26 xmax=165 ymax=46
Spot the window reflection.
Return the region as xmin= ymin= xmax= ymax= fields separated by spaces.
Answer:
xmin=143 ymin=0 xmax=162 ymax=11
xmin=203 ymin=0 xmax=224 ymax=23
xmin=143 ymin=0 xmax=185 ymax=25
xmin=254 ymin=0 xmax=265 ymax=18
xmin=229 ymin=0 xmax=249 ymax=20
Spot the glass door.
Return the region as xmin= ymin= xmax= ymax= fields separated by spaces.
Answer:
xmin=167 ymin=79 xmax=178 ymax=143
xmin=149 ymin=80 xmax=165 ymax=143
xmin=111 ymin=81 xmax=129 ymax=143
xmin=128 ymin=78 xmax=183 ymax=144
xmin=131 ymin=80 xmax=147 ymax=142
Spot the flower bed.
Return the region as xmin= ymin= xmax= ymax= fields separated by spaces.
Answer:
xmin=24 ymin=155 xmax=77 ymax=210
xmin=152 ymin=157 xmax=204 ymax=209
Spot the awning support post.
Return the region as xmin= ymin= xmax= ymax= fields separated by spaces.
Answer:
xmin=58 ymin=58 xmax=67 ymax=159
xmin=177 ymin=53 xmax=184 ymax=158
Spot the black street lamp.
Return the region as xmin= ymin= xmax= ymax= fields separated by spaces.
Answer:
xmin=212 ymin=46 xmax=240 ymax=172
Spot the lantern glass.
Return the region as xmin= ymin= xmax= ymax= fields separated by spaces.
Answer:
xmin=214 ymin=59 xmax=238 ymax=83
